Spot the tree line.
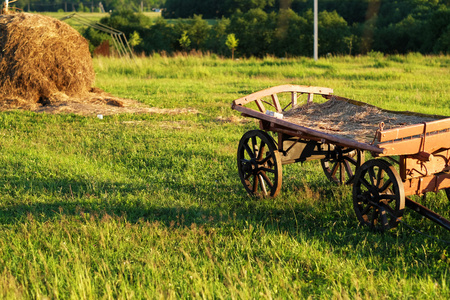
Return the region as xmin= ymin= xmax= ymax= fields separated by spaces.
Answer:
xmin=85 ymin=0 xmax=449 ymax=58
xmin=13 ymin=0 xmax=165 ymax=13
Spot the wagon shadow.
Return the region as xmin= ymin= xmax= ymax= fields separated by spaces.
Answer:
xmin=2 ymin=172 xmax=449 ymax=260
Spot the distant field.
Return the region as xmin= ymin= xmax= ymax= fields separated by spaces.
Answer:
xmin=0 ymin=54 xmax=449 ymax=298
xmin=38 ymin=11 xmax=162 ymax=30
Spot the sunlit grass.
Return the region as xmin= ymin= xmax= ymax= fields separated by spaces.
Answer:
xmin=0 ymin=54 xmax=449 ymax=298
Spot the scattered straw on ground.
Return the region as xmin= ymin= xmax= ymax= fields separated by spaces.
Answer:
xmin=0 ymin=85 xmax=199 ymax=116
xmin=214 ymin=115 xmax=252 ymax=124
xmin=283 ymin=97 xmax=437 ymax=143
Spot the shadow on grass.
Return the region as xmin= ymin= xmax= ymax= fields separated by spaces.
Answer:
xmin=2 ymin=173 xmax=450 ymax=268
xmin=0 ymin=174 xmax=235 ymax=224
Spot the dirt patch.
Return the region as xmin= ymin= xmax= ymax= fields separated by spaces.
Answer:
xmin=283 ymin=97 xmax=437 ymax=142
xmin=0 ymin=86 xmax=198 ymax=116
xmin=214 ymin=115 xmax=252 ymax=124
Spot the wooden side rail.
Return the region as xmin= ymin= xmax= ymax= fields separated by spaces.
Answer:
xmin=377 ymin=118 xmax=450 ymax=142
xmin=377 ymin=118 xmax=450 ymax=156
xmin=232 ymin=85 xmax=333 ymax=113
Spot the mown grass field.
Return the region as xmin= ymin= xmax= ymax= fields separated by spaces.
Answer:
xmin=1 ymin=54 xmax=450 ymax=299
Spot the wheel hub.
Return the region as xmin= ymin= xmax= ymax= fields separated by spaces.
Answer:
xmin=242 ymin=158 xmax=260 ymax=174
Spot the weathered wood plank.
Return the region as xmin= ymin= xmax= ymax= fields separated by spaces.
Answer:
xmin=232 ymin=85 xmax=333 ymax=106
xmin=378 ymin=118 xmax=450 ymax=142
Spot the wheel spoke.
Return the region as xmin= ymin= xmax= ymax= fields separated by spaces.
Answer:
xmin=339 ymin=163 xmax=346 ymax=183
xmin=368 ymin=167 xmax=376 ymax=186
xmin=379 ymin=207 xmax=389 ymax=228
xmin=371 ymin=208 xmax=379 ymax=226
xmin=321 ymin=149 xmax=362 ymax=186
xmin=330 ymin=161 xmax=339 ymax=177
xmin=260 ymin=171 xmax=274 ymax=189
xmin=343 ymin=160 xmax=354 ymax=184
xmin=376 ymin=168 xmax=386 ymax=188
xmin=382 ymin=203 xmax=400 ymax=221
xmin=251 ymin=136 xmax=258 ymax=157
xmin=343 ymin=156 xmax=357 ymax=166
xmin=259 ymin=167 xmax=275 ymax=173
xmin=240 ymin=158 xmax=250 ymax=163
xmin=244 ymin=143 xmax=255 ymax=159
xmin=380 ymin=192 xmax=396 ymax=200
xmin=343 ymin=160 xmax=353 ymax=176
xmin=378 ymin=179 xmax=393 ymax=194
xmin=360 ymin=203 xmax=373 ymax=216
xmin=259 ymin=152 xmax=273 ymax=165
xmin=257 ymin=140 xmax=266 ymax=161
xmin=360 ymin=177 xmax=372 ymax=190
xmin=252 ymin=174 xmax=259 ymax=193
xmin=258 ymin=174 xmax=268 ymax=196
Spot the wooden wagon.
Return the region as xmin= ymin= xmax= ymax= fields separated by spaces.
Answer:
xmin=232 ymin=85 xmax=450 ymax=231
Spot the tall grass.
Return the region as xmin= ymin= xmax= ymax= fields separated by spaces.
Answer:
xmin=0 ymin=54 xmax=449 ymax=298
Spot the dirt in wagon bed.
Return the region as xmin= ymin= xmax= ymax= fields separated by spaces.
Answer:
xmin=283 ymin=97 xmax=437 ymax=143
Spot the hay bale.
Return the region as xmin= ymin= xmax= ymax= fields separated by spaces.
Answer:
xmin=0 ymin=13 xmax=95 ymax=107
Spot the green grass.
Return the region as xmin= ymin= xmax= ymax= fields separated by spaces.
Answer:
xmin=1 ymin=54 xmax=450 ymax=298
xmin=36 ymin=11 xmax=162 ymax=31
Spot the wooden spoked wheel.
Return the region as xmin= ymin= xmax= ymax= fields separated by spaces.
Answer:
xmin=237 ymin=130 xmax=282 ymax=197
xmin=320 ymin=148 xmax=364 ymax=185
xmin=352 ymin=159 xmax=405 ymax=231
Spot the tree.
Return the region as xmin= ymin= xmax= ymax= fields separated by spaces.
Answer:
xmin=228 ymin=8 xmax=276 ymax=57
xmin=163 ymin=0 xmax=276 ymax=18
xmin=179 ymin=31 xmax=191 ymax=51
xmin=317 ymin=10 xmax=352 ymax=55
xmin=144 ymin=17 xmax=177 ymax=54
xmin=186 ymin=15 xmax=210 ymax=50
xmin=271 ymin=8 xmax=309 ymax=57
xmin=225 ymin=33 xmax=239 ymax=59
xmin=129 ymin=31 xmax=143 ymax=51
xmin=206 ymin=17 xmax=231 ymax=56
xmin=343 ymin=34 xmax=357 ymax=55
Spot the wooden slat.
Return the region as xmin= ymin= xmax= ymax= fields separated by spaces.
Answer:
xmin=233 ymin=85 xmax=333 ymax=106
xmin=291 ymin=92 xmax=297 ymax=108
xmin=255 ymin=99 xmax=265 ymax=113
xmin=378 ymin=118 xmax=450 ymax=142
xmin=379 ymin=131 xmax=450 ymax=156
xmin=403 ymin=173 xmax=450 ymax=196
xmin=271 ymin=94 xmax=282 ymax=112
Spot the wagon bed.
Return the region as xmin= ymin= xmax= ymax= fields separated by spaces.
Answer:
xmin=232 ymin=85 xmax=450 ymax=232
xmin=282 ymin=97 xmax=437 ymax=143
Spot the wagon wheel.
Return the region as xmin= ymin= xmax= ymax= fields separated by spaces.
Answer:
xmin=352 ymin=159 xmax=405 ymax=231
xmin=320 ymin=148 xmax=364 ymax=185
xmin=237 ymin=130 xmax=282 ymax=198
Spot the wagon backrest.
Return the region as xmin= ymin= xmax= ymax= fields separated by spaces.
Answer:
xmin=232 ymin=85 xmax=334 ymax=114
